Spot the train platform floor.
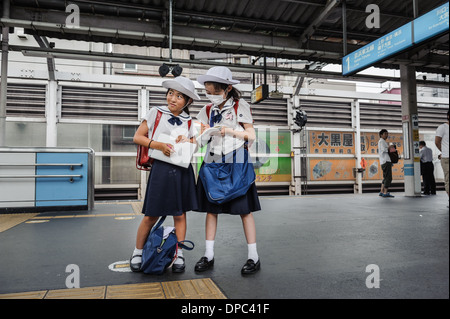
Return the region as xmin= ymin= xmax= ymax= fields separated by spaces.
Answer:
xmin=0 ymin=192 xmax=448 ymax=299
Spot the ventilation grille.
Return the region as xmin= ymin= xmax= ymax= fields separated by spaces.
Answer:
xmin=6 ymin=83 xmax=46 ymax=117
xmin=360 ymin=103 xmax=402 ymax=130
xmin=360 ymin=102 xmax=447 ymax=130
xmin=61 ymin=86 xmax=139 ymax=121
xmin=148 ymin=90 xmax=288 ymax=126
xmin=300 ymin=99 xmax=352 ymax=128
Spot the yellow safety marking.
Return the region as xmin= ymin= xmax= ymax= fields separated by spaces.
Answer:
xmin=29 ymin=212 xmax=141 ymax=221
xmin=0 ymin=213 xmax=38 ymax=233
xmin=162 ymin=279 xmax=226 ymax=299
xmin=25 ymin=220 xmax=50 ymax=224
xmin=0 ymin=203 xmax=143 ymax=229
xmin=106 ymin=283 xmax=165 ymax=299
xmin=114 ymin=216 xmax=135 ymax=220
xmin=0 ymin=291 xmax=47 ymax=299
xmin=131 ymin=202 xmax=143 ymax=214
xmin=52 ymin=215 xmax=76 ymax=219
xmin=45 ymin=286 xmax=106 ymax=299
xmin=0 ymin=279 xmax=226 ymax=299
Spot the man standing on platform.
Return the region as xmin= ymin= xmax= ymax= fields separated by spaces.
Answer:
xmin=378 ymin=129 xmax=394 ymax=198
xmin=419 ymin=141 xmax=436 ymax=195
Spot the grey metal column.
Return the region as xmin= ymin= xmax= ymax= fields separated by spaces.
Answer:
xmin=46 ymin=80 xmax=58 ymax=147
xmin=290 ymin=95 xmax=302 ymax=196
xmin=400 ymin=65 xmax=421 ymax=197
xmin=352 ymin=99 xmax=362 ymax=194
xmin=0 ymin=0 xmax=10 ymax=146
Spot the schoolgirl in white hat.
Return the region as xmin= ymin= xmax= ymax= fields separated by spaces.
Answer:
xmin=131 ymin=76 xmax=200 ymax=273
xmin=195 ymin=66 xmax=262 ymax=274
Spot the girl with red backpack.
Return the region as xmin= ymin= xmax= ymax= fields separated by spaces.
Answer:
xmin=131 ymin=76 xmax=200 ymax=273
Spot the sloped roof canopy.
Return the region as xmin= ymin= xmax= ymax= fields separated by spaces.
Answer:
xmin=2 ymin=0 xmax=449 ymax=75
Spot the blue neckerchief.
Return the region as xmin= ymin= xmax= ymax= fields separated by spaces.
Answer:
xmin=209 ymin=110 xmax=222 ymax=127
xmin=168 ymin=115 xmax=183 ymax=126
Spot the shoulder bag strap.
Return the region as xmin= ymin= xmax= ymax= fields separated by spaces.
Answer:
xmin=151 ymin=110 xmax=163 ymax=139
xmin=177 ymin=240 xmax=195 ymax=251
xmin=151 ymin=215 xmax=166 ymax=234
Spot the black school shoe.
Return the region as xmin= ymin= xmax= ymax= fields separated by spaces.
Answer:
xmin=241 ymin=259 xmax=260 ymax=275
xmin=172 ymin=256 xmax=185 ymax=273
xmin=130 ymin=254 xmax=142 ymax=272
xmin=195 ymin=256 xmax=214 ymax=272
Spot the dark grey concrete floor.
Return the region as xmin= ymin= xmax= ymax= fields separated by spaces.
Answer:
xmin=0 ymin=192 xmax=448 ymax=299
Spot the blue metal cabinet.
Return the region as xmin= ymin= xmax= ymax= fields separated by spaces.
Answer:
xmin=35 ymin=153 xmax=89 ymax=207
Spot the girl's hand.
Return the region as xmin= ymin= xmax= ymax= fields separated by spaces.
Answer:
xmin=220 ymin=127 xmax=234 ymax=137
xmin=156 ymin=141 xmax=174 ymax=157
xmin=176 ymin=135 xmax=189 ymax=143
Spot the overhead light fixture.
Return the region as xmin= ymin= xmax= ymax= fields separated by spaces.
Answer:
xmin=158 ymin=63 xmax=183 ymax=77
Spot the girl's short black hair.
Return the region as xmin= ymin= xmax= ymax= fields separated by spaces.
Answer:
xmin=166 ymin=89 xmax=192 ymax=115
xmin=204 ymin=82 xmax=242 ymax=101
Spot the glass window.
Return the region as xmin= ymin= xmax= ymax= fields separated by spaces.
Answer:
xmin=5 ymin=121 xmax=46 ymax=147
xmin=95 ymin=156 xmax=141 ymax=185
xmin=57 ymin=123 xmax=139 ymax=153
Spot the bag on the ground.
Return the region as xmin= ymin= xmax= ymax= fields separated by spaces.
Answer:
xmin=141 ymin=216 xmax=194 ymax=275
xmin=388 ymin=145 xmax=399 ymax=164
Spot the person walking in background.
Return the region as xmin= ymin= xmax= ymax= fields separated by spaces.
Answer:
xmin=378 ymin=129 xmax=394 ymax=198
xmin=419 ymin=141 xmax=436 ymax=195
xmin=435 ymin=110 xmax=449 ymax=207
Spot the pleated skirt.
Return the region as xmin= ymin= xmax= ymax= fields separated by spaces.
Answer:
xmin=195 ymin=149 xmax=261 ymax=215
xmin=141 ymin=160 xmax=198 ymax=217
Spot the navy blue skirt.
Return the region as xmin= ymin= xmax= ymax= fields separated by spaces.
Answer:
xmin=141 ymin=160 xmax=198 ymax=217
xmin=195 ymin=149 xmax=261 ymax=215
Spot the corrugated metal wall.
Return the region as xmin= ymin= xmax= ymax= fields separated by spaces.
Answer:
xmin=61 ymin=86 xmax=139 ymax=121
xmin=148 ymin=89 xmax=288 ymax=126
xmin=6 ymin=83 xmax=46 ymax=118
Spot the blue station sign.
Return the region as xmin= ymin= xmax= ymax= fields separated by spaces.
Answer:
xmin=343 ymin=23 xmax=413 ymax=75
xmin=342 ymin=2 xmax=449 ymax=76
xmin=414 ymin=2 xmax=449 ymax=43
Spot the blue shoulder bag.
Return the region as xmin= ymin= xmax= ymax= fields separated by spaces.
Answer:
xmin=199 ymin=102 xmax=256 ymax=205
xmin=141 ymin=216 xmax=194 ymax=275
xmin=199 ymin=146 xmax=256 ymax=205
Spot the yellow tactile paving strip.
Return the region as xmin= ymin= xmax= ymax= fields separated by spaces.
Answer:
xmin=0 ymin=205 xmax=143 ymax=233
xmin=0 ymin=213 xmax=38 ymax=233
xmin=0 ymin=203 xmax=227 ymax=300
xmin=0 ymin=279 xmax=226 ymax=299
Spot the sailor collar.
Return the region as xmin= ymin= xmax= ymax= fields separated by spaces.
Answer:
xmin=155 ymin=105 xmax=192 ymax=121
xmin=210 ymin=98 xmax=235 ymax=114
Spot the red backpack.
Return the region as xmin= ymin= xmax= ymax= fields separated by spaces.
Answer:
xmin=136 ymin=110 xmax=192 ymax=171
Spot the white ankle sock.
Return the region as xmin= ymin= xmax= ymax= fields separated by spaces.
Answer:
xmin=131 ymin=248 xmax=143 ymax=264
xmin=248 ymin=243 xmax=259 ymax=262
xmin=205 ymin=240 xmax=215 ymax=261
xmin=173 ymin=248 xmax=184 ymax=265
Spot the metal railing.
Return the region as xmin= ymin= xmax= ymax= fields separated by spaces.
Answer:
xmin=0 ymin=147 xmax=95 ymax=212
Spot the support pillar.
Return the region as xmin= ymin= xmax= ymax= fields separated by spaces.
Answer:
xmin=46 ymin=80 xmax=58 ymax=147
xmin=0 ymin=0 xmax=10 ymax=146
xmin=400 ymin=65 xmax=421 ymax=197
xmin=290 ymin=95 xmax=302 ymax=196
xmin=352 ymin=99 xmax=363 ymax=194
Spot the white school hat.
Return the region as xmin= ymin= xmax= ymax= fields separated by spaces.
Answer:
xmin=197 ymin=66 xmax=240 ymax=86
xmin=162 ymin=76 xmax=201 ymax=100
